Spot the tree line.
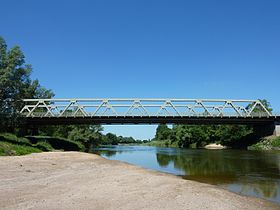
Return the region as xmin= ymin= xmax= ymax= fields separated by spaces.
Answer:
xmin=38 ymin=124 xmax=141 ymax=151
xmin=154 ymin=124 xmax=253 ymax=148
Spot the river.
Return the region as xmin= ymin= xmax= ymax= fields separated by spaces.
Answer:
xmin=93 ymin=145 xmax=280 ymax=204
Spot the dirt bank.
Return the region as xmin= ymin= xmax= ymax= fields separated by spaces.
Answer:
xmin=0 ymin=152 xmax=278 ymax=210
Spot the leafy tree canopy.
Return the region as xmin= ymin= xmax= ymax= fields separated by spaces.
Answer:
xmin=0 ymin=37 xmax=54 ymax=131
xmin=246 ymin=99 xmax=273 ymax=114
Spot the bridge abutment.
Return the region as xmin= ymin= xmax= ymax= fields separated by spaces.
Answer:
xmin=274 ymin=122 xmax=280 ymax=137
xmin=30 ymin=125 xmax=39 ymax=136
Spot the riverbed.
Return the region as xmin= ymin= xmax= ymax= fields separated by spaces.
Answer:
xmin=94 ymin=145 xmax=280 ymax=204
xmin=0 ymin=152 xmax=278 ymax=210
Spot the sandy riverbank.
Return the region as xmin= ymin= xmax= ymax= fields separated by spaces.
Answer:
xmin=0 ymin=152 xmax=279 ymax=210
xmin=204 ymin=143 xmax=227 ymax=149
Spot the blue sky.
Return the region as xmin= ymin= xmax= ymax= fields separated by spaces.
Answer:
xmin=1 ymin=0 xmax=280 ymax=139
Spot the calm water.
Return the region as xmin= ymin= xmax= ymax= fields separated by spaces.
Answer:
xmin=93 ymin=145 xmax=280 ymax=204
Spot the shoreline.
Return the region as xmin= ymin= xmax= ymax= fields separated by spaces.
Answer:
xmin=0 ymin=152 xmax=279 ymax=210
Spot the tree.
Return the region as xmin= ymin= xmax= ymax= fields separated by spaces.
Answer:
xmin=117 ymin=136 xmax=136 ymax=144
xmin=68 ymin=125 xmax=103 ymax=152
xmin=246 ymin=99 xmax=272 ymax=115
xmin=104 ymin=133 xmax=119 ymax=145
xmin=155 ymin=124 xmax=172 ymax=141
xmin=0 ymin=37 xmax=54 ymax=132
xmin=173 ymin=125 xmax=192 ymax=148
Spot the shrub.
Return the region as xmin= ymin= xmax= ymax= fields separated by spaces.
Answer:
xmin=248 ymin=136 xmax=280 ymax=150
xmin=271 ymin=137 xmax=280 ymax=147
xmin=0 ymin=133 xmax=32 ymax=146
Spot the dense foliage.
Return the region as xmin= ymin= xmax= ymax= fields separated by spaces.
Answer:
xmin=248 ymin=136 xmax=280 ymax=150
xmin=0 ymin=37 xmax=54 ymax=132
xmin=102 ymin=133 xmax=142 ymax=145
xmin=153 ymin=124 xmax=254 ymax=148
xmin=37 ymin=125 xmax=140 ymax=151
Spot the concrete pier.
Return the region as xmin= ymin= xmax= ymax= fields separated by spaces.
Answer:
xmin=274 ymin=122 xmax=280 ymax=137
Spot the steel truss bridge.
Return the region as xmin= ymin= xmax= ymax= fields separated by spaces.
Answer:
xmin=19 ymin=98 xmax=280 ymax=125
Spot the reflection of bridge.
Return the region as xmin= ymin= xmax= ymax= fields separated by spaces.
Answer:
xmin=20 ymin=98 xmax=280 ymax=136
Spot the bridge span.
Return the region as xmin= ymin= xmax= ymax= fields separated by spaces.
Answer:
xmin=19 ymin=98 xmax=280 ymax=136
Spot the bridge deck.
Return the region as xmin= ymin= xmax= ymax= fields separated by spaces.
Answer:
xmin=21 ymin=116 xmax=280 ymax=125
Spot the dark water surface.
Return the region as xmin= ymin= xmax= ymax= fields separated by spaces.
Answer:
xmin=93 ymin=146 xmax=280 ymax=204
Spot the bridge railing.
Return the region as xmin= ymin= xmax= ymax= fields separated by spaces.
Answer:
xmin=19 ymin=98 xmax=274 ymax=118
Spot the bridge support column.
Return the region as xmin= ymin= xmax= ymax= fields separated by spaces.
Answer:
xmin=31 ymin=125 xmax=39 ymax=136
xmin=274 ymin=122 xmax=280 ymax=137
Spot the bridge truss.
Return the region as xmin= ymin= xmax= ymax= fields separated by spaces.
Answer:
xmin=20 ymin=98 xmax=273 ymax=118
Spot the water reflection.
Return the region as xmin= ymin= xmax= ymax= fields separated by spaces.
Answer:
xmin=93 ymin=146 xmax=280 ymax=204
xmin=96 ymin=150 xmax=117 ymax=157
xmin=156 ymin=149 xmax=280 ymax=202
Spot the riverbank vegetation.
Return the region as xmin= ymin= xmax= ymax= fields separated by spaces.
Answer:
xmin=0 ymin=133 xmax=48 ymax=155
xmin=149 ymin=122 xmax=278 ymax=150
xmin=248 ymin=136 xmax=280 ymax=150
xmin=37 ymin=125 xmax=141 ymax=150
xmin=0 ymin=129 xmax=142 ymax=156
xmin=0 ymin=133 xmax=86 ymax=155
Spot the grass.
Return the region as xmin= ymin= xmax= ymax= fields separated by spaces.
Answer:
xmin=34 ymin=141 xmax=54 ymax=151
xmin=0 ymin=133 xmax=31 ymax=145
xmin=143 ymin=140 xmax=179 ymax=148
xmin=0 ymin=141 xmax=41 ymax=156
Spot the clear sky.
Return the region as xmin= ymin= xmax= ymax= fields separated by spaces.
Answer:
xmin=1 ymin=0 xmax=280 ymax=139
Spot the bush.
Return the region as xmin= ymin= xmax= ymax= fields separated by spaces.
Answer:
xmin=0 ymin=133 xmax=31 ymax=146
xmin=34 ymin=141 xmax=54 ymax=151
xmin=248 ymin=136 xmax=280 ymax=150
xmin=0 ymin=133 xmax=85 ymax=156
xmin=271 ymin=137 xmax=280 ymax=147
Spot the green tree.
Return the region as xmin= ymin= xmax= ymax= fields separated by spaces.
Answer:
xmin=218 ymin=125 xmax=252 ymax=147
xmin=68 ymin=125 xmax=103 ymax=152
xmin=118 ymin=136 xmax=136 ymax=144
xmin=155 ymin=124 xmax=172 ymax=141
xmin=103 ymin=133 xmax=119 ymax=145
xmin=246 ymin=99 xmax=272 ymax=114
xmin=0 ymin=37 xmax=53 ymax=132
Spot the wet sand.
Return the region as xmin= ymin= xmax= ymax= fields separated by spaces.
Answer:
xmin=0 ymin=152 xmax=279 ymax=210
